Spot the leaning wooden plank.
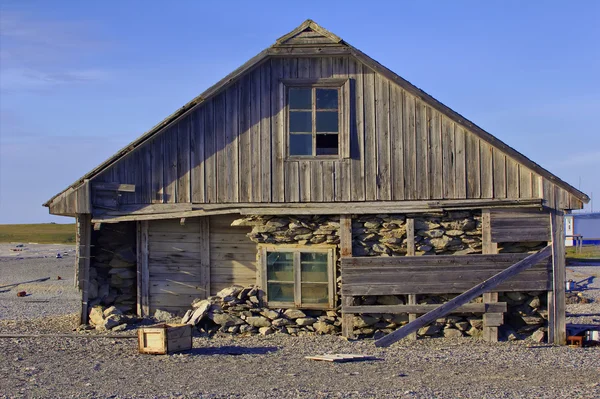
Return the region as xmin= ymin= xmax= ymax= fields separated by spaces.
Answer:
xmin=374 ymin=245 xmax=552 ymax=347
xmin=343 ymin=303 xmax=507 ymax=314
xmin=305 ymin=354 xmax=379 ymax=363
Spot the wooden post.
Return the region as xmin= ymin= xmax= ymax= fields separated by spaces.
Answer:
xmin=405 ymin=218 xmax=417 ymax=340
xmin=339 ymin=214 xmax=354 ymax=338
xmin=549 ymin=207 xmax=566 ymax=345
xmin=136 ymin=220 xmax=149 ymax=317
xmin=375 ymin=246 xmax=552 ymax=347
xmin=199 ymin=217 xmax=211 ymax=298
xmin=78 ymin=214 xmax=92 ymax=325
xmin=482 ymin=209 xmax=500 ymax=342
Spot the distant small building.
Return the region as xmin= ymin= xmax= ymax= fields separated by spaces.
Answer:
xmin=566 ymin=213 xmax=600 ymax=245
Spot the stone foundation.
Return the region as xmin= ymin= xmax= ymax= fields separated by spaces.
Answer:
xmin=88 ymin=223 xmax=137 ymax=314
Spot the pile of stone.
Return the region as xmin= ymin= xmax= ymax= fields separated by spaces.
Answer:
xmin=352 ymin=215 xmax=407 ymax=256
xmin=234 ymin=215 xmax=340 ymax=246
xmin=413 ymin=211 xmax=482 ymax=255
xmin=500 ymin=291 xmax=549 ymax=342
xmin=88 ymin=305 xmax=138 ymax=332
xmin=88 ymin=223 xmax=137 ymax=313
xmin=179 ymin=285 xmax=341 ymax=336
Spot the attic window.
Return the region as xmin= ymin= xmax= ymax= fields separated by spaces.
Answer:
xmin=284 ymin=79 xmax=349 ymax=159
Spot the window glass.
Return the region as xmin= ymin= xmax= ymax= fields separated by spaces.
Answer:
xmin=289 ymin=134 xmax=312 ymax=156
xmin=316 ymin=89 xmax=338 ymax=109
xmin=268 ymin=283 xmax=295 ymax=302
xmin=316 ymin=134 xmax=338 ymax=156
xmin=316 ymin=111 xmax=338 ymax=132
xmin=300 ymin=253 xmax=328 ymax=282
xmin=289 ymin=111 xmax=312 ymax=133
xmin=301 ymin=283 xmax=329 ymax=304
xmin=267 ymin=252 xmax=293 ymax=282
xmin=289 ymin=88 xmax=312 ymax=109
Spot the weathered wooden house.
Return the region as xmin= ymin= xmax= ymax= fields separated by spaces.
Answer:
xmin=44 ymin=20 xmax=589 ymax=345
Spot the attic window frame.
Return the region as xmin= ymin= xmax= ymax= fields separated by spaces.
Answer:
xmin=282 ymin=78 xmax=350 ymax=160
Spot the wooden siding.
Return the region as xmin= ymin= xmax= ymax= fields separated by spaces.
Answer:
xmin=341 ymin=253 xmax=552 ymax=296
xmin=209 ymin=214 xmax=257 ymax=295
xmin=92 ymin=56 xmax=580 ymax=210
xmin=489 ymin=208 xmax=551 ymax=243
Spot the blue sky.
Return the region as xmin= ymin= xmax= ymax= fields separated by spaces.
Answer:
xmin=1 ymin=1 xmax=598 ymax=223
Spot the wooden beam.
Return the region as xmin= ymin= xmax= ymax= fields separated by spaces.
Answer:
xmin=339 ymin=215 xmax=354 ymax=339
xmin=92 ymin=183 xmax=136 ymax=192
xmin=549 ymin=207 xmax=566 ymax=345
xmin=78 ymin=214 xmax=92 ymax=325
xmin=374 ymin=245 xmax=552 ymax=347
xmin=199 ymin=217 xmax=211 ymax=299
xmin=343 ymin=303 xmax=507 ymax=314
xmin=137 ymin=221 xmax=149 ymax=317
xmin=405 ymin=218 xmax=417 ymax=340
xmin=482 ymin=209 xmax=500 ymax=342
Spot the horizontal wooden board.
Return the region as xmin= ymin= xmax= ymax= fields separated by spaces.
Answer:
xmin=342 ymin=302 xmax=507 ymax=314
xmin=148 ymin=232 xmax=203 ymax=242
xmin=490 ymin=209 xmax=550 ymax=242
xmin=342 ymin=253 xmax=550 ymax=268
xmin=149 ymin=241 xmax=201 ymax=253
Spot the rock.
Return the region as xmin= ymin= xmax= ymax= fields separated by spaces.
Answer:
xmin=239 ymin=325 xmax=256 ymax=333
xmin=246 ymin=316 xmax=271 ymax=328
xmin=528 ymin=296 xmax=541 ymax=309
xmin=216 ymin=286 xmax=244 ymax=299
xmin=506 ymin=292 xmax=528 ymax=304
xmin=418 ymin=324 xmax=442 ymax=336
xmin=103 ymin=306 xmax=122 ymax=318
xmin=260 ymin=309 xmax=280 ymax=320
xmin=443 ymin=328 xmax=463 ymax=338
xmin=272 ymin=318 xmax=292 ymax=327
xmin=181 ymin=310 xmax=192 ymax=324
xmin=376 ymin=295 xmax=404 ymax=305
xmin=89 ymin=307 xmax=105 ymax=326
xmin=414 ymin=219 xmax=441 ymax=230
xmin=114 ymin=246 xmax=136 ymax=263
xmin=286 ymin=326 xmax=299 ymax=335
xmin=154 ymin=309 xmax=174 ymax=322
xmin=430 ymin=236 xmax=460 ymax=250
xmin=466 ymin=327 xmax=483 ymax=338
xmin=467 ymin=317 xmax=483 ymax=329
xmin=111 ymin=324 xmax=127 ymax=332
xmin=313 ymin=321 xmax=337 ymax=334
xmin=259 ymin=327 xmax=274 ymax=336
xmin=418 ymin=229 xmax=445 ymax=238
xmin=353 ymin=315 xmax=378 ymax=328
xmin=98 ymin=315 xmax=120 ymax=331
xmin=455 ymin=321 xmax=471 ymax=331
xmin=363 ymin=221 xmax=381 ymax=229
xmin=522 ymin=315 xmax=545 ymax=326
xmin=188 ymin=301 xmax=211 ymax=325
xmin=417 ymin=244 xmax=433 ymax=252
xmin=210 ymin=313 xmax=245 ymax=327
xmin=284 ymin=309 xmax=306 ymax=319
xmin=109 ymin=257 xmax=135 ymax=268
xmin=445 ymin=230 xmax=464 ymax=237
xmin=296 ymin=317 xmax=317 ymax=326
xmin=531 ymin=329 xmax=545 ymax=343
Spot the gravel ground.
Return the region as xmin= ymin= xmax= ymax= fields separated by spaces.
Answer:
xmin=1 ymin=245 xmax=599 ymax=399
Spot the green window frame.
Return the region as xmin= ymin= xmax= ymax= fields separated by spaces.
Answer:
xmin=258 ymin=244 xmax=336 ymax=309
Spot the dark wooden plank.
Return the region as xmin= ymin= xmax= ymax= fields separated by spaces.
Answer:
xmin=260 ymin=62 xmax=272 ymax=202
xmin=285 ymin=161 xmax=300 ymax=202
xmin=191 ymin=108 xmax=205 ymax=203
xmin=164 ymin=126 xmax=178 ymax=204
xmin=310 ymin=162 xmax=324 ymax=202
xmin=238 ymin=74 xmax=252 ymax=203
xmin=204 ymin=100 xmax=217 ymax=203
xmin=441 ymin=116 xmax=455 ymax=199
xmin=348 ymin=59 xmax=365 ymax=201
xmin=177 ymin=116 xmax=191 ymax=203
xmin=322 ymin=161 xmax=335 ymax=202
xmin=299 ymin=160 xmax=311 ymax=202
xmin=480 ymin=141 xmax=493 ymax=199
xmin=214 ymin=93 xmax=227 ymax=203
xmin=271 ymin=58 xmax=285 ymax=202
xmin=250 ymin=68 xmax=262 ymax=202
xmin=403 ymin=93 xmax=417 ymax=199
xmin=151 ymin=134 xmax=164 ymax=203
xmin=465 ymin=132 xmax=480 ymax=198
xmin=375 ymin=74 xmax=391 ymax=200
xmin=225 ymin=84 xmax=239 ymax=202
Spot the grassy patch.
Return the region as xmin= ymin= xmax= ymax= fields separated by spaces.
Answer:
xmin=566 ymin=245 xmax=600 ymax=262
xmin=0 ymin=223 xmax=76 ymax=244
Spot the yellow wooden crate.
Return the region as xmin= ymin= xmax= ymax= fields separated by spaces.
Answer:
xmin=137 ymin=323 xmax=192 ymax=355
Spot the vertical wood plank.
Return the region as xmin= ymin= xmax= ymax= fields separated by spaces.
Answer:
xmin=214 ymin=93 xmax=227 ymax=202
xmin=260 ymin=62 xmax=272 ymax=202
xmin=465 ymin=133 xmax=480 ymax=199
xmin=285 ymin=161 xmax=299 ymax=202
xmin=406 ymin=217 xmax=416 ymax=340
xmin=271 ymin=58 xmax=285 ymax=202
xmin=164 ymin=127 xmax=178 ymax=203
xmin=191 ymin=109 xmax=205 ymax=203
xmin=340 ymin=214 xmax=354 ymax=338
xmin=310 ymin=162 xmax=324 ymax=201
xmin=403 ymin=93 xmax=417 ymax=199
xmin=200 ymin=216 xmax=211 ymax=299
xmin=550 ymin=205 xmax=566 ymax=345
xmin=225 ymin=84 xmax=239 ymax=202
xmin=390 ymin=86 xmax=405 ymax=200
xmin=250 ymin=68 xmax=262 ymax=202
xmin=363 ymin=66 xmax=377 ymax=200
xmin=299 ymin=160 xmax=311 ymax=201
xmin=348 ymin=59 xmax=365 ymax=201
xmin=152 ymin=135 xmax=164 ymax=203
xmin=137 ymin=220 xmax=149 ymax=316
xmin=506 ymin=157 xmax=519 ymax=199
xmin=441 ymin=116 xmax=455 ymax=198
xmin=177 ymin=117 xmax=191 ymax=203
xmin=519 ymin=166 xmax=532 ymax=198
xmin=429 ymin=108 xmax=443 ymax=199
xmin=479 ymin=141 xmax=493 ymax=199
xmin=415 ymin=101 xmax=429 ymax=199
xmin=322 ymin=161 xmax=335 ymax=202
xmin=493 ymin=148 xmax=506 ymax=199
xmin=204 ymin=100 xmax=217 ymax=203
xmin=375 ymin=74 xmax=391 ymax=200
xmin=238 ymin=74 xmax=252 ymax=203
xmin=78 ymin=214 xmax=91 ymax=325
xmin=454 ymin=125 xmax=467 ymax=198
xmin=482 ymin=209 xmax=499 ymax=342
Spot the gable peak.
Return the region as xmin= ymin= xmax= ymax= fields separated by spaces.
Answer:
xmin=275 ymin=19 xmax=342 ymax=46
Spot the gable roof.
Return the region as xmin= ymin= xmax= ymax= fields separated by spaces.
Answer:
xmin=44 ymin=20 xmax=589 ymax=207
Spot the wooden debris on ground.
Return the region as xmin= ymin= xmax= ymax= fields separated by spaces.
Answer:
xmin=305 ymin=354 xmax=379 ymax=363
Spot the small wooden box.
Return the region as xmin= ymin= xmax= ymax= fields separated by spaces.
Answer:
xmin=138 ymin=323 xmax=192 ymax=354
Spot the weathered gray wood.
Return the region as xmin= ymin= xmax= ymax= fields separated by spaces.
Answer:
xmin=225 ymin=84 xmax=239 ymax=203
xmin=374 ymin=245 xmax=552 ymax=346
xmin=550 ymin=205 xmax=566 ymax=345
xmin=199 ymin=216 xmax=210 ymax=299
xmin=311 ymin=162 xmax=324 ymax=202
xmin=403 ymin=92 xmax=417 ymax=199
xmin=465 ymin=132 xmax=480 ymax=198
xmin=250 ymin=68 xmax=262 ymax=202
xmin=490 ymin=208 xmax=550 ymax=243
xmin=260 ymin=63 xmax=272 ymax=202
xmin=92 ymin=183 xmax=135 ymax=192
xmin=137 ymin=220 xmax=150 ymax=316
xmin=454 ymin=125 xmax=467 ymax=198
xmin=441 ymin=116 xmax=455 ymax=199
xmin=322 ymin=161 xmax=335 ymax=202
xmin=190 ymin=109 xmax=205 ymax=203
xmin=177 ymin=116 xmax=191 ymax=203
xmin=429 ymin=107 xmax=443 ymax=199
xmin=78 ymin=214 xmax=91 ymax=325
xmin=348 ymin=59 xmax=366 ymax=201
xmin=339 ymin=214 xmax=354 ymax=338
xmin=238 ymin=74 xmax=252 ymax=203
xmin=493 ymin=148 xmax=506 ymax=199
xmin=415 ymin=101 xmax=429 ymax=199
xmin=271 ymin=58 xmax=284 ymax=202
xmin=482 ymin=209 xmax=499 ymax=342
xmin=363 ymin=66 xmax=377 ymax=200
xmin=480 ymin=141 xmax=493 ymax=199
xmin=390 ymin=86 xmax=405 ymax=200
xmin=204 ymin=100 xmax=217 ymax=203
xmin=506 ymin=158 xmax=519 ymax=199
xmin=375 ymin=74 xmax=391 ymax=200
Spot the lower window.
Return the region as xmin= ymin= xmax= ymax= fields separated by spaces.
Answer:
xmin=259 ymin=245 xmax=335 ymax=309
